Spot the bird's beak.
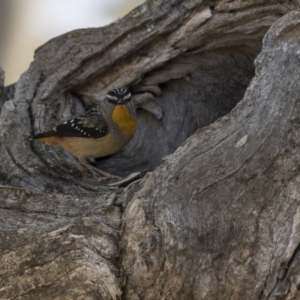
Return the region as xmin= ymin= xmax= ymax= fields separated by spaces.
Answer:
xmin=117 ymin=98 xmax=125 ymax=105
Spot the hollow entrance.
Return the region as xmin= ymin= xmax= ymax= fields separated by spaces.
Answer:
xmin=95 ymin=50 xmax=257 ymax=177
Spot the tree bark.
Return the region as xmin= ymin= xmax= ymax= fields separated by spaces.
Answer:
xmin=0 ymin=0 xmax=299 ymax=299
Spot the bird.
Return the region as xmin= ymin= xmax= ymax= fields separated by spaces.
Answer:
xmin=32 ymin=88 xmax=137 ymax=179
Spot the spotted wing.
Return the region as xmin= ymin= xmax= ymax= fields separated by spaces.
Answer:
xmin=33 ymin=107 xmax=109 ymax=139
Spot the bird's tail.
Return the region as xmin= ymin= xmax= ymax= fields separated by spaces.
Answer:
xmin=27 ymin=133 xmax=61 ymax=145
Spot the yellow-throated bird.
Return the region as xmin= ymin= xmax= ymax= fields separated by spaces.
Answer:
xmin=32 ymin=88 xmax=137 ymax=179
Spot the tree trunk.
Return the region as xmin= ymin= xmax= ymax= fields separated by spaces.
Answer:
xmin=0 ymin=0 xmax=300 ymax=299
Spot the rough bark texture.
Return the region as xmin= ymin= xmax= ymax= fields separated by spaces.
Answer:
xmin=0 ymin=0 xmax=300 ymax=299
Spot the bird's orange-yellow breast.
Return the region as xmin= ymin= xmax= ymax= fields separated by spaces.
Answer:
xmin=111 ymin=105 xmax=137 ymax=136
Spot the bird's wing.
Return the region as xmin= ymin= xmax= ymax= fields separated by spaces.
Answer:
xmin=33 ymin=107 xmax=109 ymax=139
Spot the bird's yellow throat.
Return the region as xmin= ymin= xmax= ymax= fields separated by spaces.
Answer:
xmin=111 ymin=105 xmax=137 ymax=135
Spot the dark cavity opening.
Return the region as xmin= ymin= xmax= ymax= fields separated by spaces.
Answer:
xmin=96 ymin=49 xmax=256 ymax=177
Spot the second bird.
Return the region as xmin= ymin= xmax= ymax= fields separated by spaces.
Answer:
xmin=33 ymin=88 xmax=137 ymax=179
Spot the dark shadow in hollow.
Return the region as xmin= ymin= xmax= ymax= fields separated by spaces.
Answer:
xmin=95 ymin=49 xmax=257 ymax=177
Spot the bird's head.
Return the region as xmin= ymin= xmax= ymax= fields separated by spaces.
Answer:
xmin=102 ymin=88 xmax=136 ymax=123
xmin=105 ymin=88 xmax=132 ymax=105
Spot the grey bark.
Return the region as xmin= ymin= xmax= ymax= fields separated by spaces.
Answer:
xmin=0 ymin=0 xmax=299 ymax=299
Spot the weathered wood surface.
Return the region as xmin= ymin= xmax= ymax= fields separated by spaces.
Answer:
xmin=0 ymin=0 xmax=299 ymax=299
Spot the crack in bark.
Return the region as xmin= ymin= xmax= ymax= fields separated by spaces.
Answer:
xmin=4 ymin=146 xmax=30 ymax=175
xmin=1 ymin=241 xmax=120 ymax=284
xmin=0 ymin=247 xmax=81 ymax=284
xmin=10 ymin=264 xmax=86 ymax=300
xmin=263 ymin=237 xmax=300 ymax=299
